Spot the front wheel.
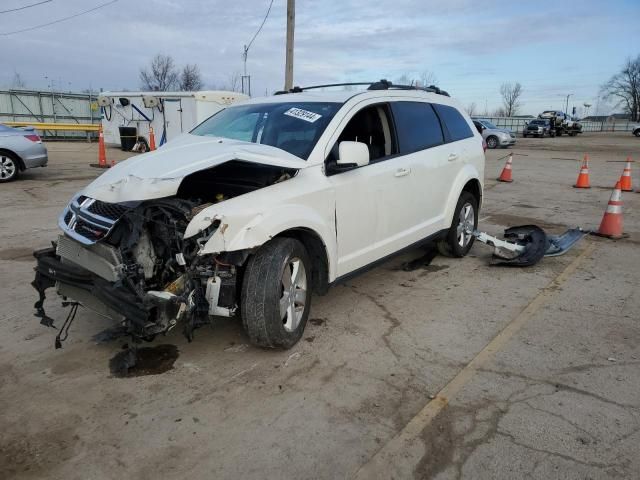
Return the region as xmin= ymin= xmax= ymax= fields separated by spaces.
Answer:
xmin=486 ymin=136 xmax=498 ymax=149
xmin=241 ymin=237 xmax=312 ymax=349
xmin=634 ymin=129 xmax=640 ymax=137
xmin=437 ymin=192 xmax=479 ymax=258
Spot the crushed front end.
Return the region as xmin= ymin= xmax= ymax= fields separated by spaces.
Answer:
xmin=33 ymin=194 xmax=244 ymax=346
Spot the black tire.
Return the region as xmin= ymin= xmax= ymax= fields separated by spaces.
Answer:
xmin=634 ymin=129 xmax=640 ymax=137
xmin=437 ymin=191 xmax=479 ymax=258
xmin=523 ymin=133 xmax=527 ymax=138
xmin=241 ymin=237 xmax=312 ymax=349
xmin=486 ymin=136 xmax=498 ymax=149
xmin=0 ymin=151 xmax=20 ymax=183
xmin=556 ymin=130 xmax=562 ymax=137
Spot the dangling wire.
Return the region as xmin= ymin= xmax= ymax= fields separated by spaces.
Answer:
xmin=55 ymin=302 xmax=80 ymax=349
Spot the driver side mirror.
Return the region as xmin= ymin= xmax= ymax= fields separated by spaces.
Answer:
xmin=337 ymin=141 xmax=370 ymax=168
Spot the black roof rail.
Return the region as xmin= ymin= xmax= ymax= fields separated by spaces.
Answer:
xmin=274 ymin=79 xmax=449 ymax=97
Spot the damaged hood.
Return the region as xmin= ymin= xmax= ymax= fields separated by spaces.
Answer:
xmin=82 ymin=134 xmax=308 ymax=203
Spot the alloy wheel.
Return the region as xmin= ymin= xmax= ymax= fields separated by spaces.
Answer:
xmin=279 ymin=257 xmax=307 ymax=332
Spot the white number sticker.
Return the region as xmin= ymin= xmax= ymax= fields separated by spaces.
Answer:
xmin=283 ymin=107 xmax=322 ymax=123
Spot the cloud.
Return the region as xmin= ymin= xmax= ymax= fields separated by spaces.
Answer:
xmin=1 ymin=0 xmax=638 ymax=114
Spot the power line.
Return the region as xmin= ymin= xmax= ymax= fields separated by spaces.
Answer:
xmin=0 ymin=0 xmax=118 ymax=36
xmin=246 ymin=0 xmax=274 ymax=52
xmin=0 ymin=0 xmax=52 ymax=14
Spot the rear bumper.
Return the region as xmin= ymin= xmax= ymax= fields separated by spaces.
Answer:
xmin=23 ymin=152 xmax=48 ymax=168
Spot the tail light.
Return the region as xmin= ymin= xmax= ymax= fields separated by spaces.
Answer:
xmin=482 ymin=139 xmax=487 ymax=152
xmin=24 ymin=134 xmax=41 ymax=143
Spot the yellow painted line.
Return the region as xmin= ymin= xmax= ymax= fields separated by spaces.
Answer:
xmin=352 ymin=241 xmax=597 ymax=479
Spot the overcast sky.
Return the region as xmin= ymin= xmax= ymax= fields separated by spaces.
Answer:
xmin=2 ymin=0 xmax=639 ymax=115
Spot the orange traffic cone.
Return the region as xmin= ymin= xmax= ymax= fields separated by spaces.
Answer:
xmin=497 ymin=153 xmax=513 ymax=182
xmin=573 ymin=154 xmax=590 ymax=189
xmin=594 ymin=181 xmax=625 ymax=239
xmin=619 ymin=157 xmax=633 ymax=192
xmin=91 ymin=126 xmax=109 ymax=169
xmin=149 ymin=126 xmax=156 ymax=151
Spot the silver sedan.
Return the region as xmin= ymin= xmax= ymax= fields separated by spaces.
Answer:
xmin=0 ymin=124 xmax=48 ymax=182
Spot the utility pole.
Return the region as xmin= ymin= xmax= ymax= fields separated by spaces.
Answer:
xmin=284 ymin=0 xmax=295 ymax=91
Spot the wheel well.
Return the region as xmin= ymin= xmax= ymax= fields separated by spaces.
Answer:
xmin=462 ymin=179 xmax=482 ymax=208
xmin=0 ymin=148 xmax=25 ymax=170
xmin=277 ymin=228 xmax=329 ymax=295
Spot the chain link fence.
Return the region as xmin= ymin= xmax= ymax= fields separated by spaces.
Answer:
xmin=0 ymin=89 xmax=99 ymax=139
xmin=473 ymin=116 xmax=638 ymax=135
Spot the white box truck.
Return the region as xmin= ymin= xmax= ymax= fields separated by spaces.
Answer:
xmin=97 ymin=90 xmax=249 ymax=149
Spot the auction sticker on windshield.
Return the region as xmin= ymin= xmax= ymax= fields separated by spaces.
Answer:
xmin=284 ymin=107 xmax=322 ymax=123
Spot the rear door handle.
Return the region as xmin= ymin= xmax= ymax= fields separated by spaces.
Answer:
xmin=448 ymin=153 xmax=459 ymax=162
xmin=394 ymin=167 xmax=411 ymax=177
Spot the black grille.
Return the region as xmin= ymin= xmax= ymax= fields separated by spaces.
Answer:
xmin=87 ymin=200 xmax=129 ymax=220
xmin=64 ymin=211 xmax=73 ymax=223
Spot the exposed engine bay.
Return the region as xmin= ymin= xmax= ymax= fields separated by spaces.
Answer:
xmin=33 ymin=160 xmax=296 ymax=346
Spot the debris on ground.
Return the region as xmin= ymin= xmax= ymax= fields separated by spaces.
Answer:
xmin=471 ymin=225 xmax=587 ymax=267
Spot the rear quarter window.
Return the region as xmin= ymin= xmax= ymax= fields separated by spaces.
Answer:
xmin=433 ymin=104 xmax=474 ymax=142
xmin=390 ymin=101 xmax=444 ymax=154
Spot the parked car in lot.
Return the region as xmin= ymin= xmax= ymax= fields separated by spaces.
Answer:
xmin=523 ymin=119 xmax=551 ymax=137
xmin=472 ymin=119 xmax=516 ymax=149
xmin=33 ymin=81 xmax=484 ymax=349
xmin=0 ymin=124 xmax=48 ymax=182
xmin=633 ymin=125 xmax=640 ymax=137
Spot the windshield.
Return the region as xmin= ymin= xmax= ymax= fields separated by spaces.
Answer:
xmin=479 ymin=120 xmax=497 ymax=129
xmin=531 ymin=120 xmax=546 ymax=125
xmin=191 ymin=102 xmax=341 ymax=159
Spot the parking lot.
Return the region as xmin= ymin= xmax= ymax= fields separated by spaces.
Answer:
xmin=1 ymin=132 xmax=639 ymax=479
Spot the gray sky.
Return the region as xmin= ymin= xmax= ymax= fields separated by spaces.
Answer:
xmin=2 ymin=0 xmax=639 ymax=115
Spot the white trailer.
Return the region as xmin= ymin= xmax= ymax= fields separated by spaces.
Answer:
xmin=97 ymin=90 xmax=248 ymax=149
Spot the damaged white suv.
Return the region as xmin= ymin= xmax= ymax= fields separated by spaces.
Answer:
xmin=33 ymin=80 xmax=484 ymax=349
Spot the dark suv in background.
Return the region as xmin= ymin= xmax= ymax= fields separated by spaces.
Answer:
xmin=523 ymin=119 xmax=551 ymax=137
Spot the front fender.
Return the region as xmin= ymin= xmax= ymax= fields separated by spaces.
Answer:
xmin=185 ymin=203 xmax=337 ymax=279
xmin=442 ymin=164 xmax=483 ymax=229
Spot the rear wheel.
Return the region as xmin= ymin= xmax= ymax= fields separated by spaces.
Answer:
xmin=437 ymin=191 xmax=478 ymax=258
xmin=0 ymin=152 xmax=19 ymax=182
xmin=634 ymin=129 xmax=640 ymax=137
xmin=241 ymin=237 xmax=312 ymax=349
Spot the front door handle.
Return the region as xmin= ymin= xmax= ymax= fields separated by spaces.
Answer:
xmin=395 ymin=167 xmax=411 ymax=177
xmin=448 ymin=153 xmax=459 ymax=162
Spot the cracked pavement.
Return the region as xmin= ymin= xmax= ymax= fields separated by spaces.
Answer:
xmin=0 ymin=134 xmax=639 ymax=479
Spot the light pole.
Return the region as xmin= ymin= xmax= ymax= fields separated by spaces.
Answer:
xmin=564 ymin=93 xmax=573 ymax=114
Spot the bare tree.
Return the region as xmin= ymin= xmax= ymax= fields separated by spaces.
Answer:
xmin=492 ymin=107 xmax=507 ymax=117
xmin=179 ymin=64 xmax=203 ymax=91
xmin=500 ymin=82 xmax=523 ymax=117
xmin=419 ymin=70 xmax=438 ymax=88
xmin=602 ymin=55 xmax=640 ymax=121
xmin=466 ymin=102 xmax=477 ymax=116
xmin=395 ymin=73 xmax=411 ymax=85
xmin=140 ymin=54 xmax=179 ymax=91
xmin=226 ymin=72 xmax=241 ymax=92
xmin=11 ymin=71 xmax=26 ymax=89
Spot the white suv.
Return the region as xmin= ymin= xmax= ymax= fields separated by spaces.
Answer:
xmin=33 ymin=81 xmax=484 ymax=349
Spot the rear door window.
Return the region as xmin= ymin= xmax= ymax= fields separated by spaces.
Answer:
xmin=433 ymin=104 xmax=474 ymax=142
xmin=390 ymin=101 xmax=444 ymax=154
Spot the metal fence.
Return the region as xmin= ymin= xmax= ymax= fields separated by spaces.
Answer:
xmin=473 ymin=116 xmax=638 ymax=134
xmin=0 ymin=89 xmax=99 ymax=139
